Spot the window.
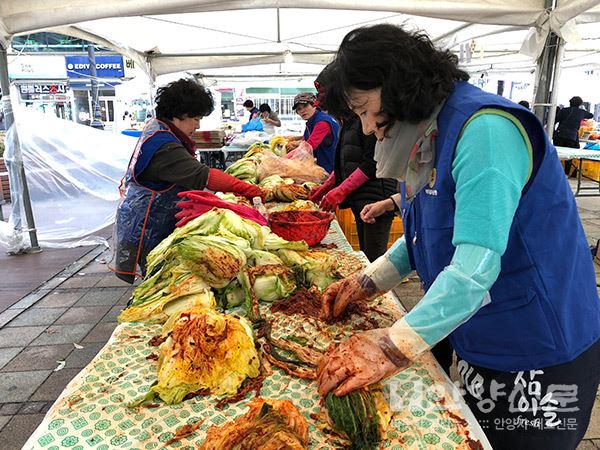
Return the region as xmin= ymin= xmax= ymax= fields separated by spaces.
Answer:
xmin=280 ymin=96 xmax=296 ymax=117
xmin=11 ymin=32 xmax=110 ymax=53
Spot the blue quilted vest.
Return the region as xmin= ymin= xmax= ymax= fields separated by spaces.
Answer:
xmin=110 ymin=119 xmax=186 ymax=277
xmin=303 ymin=110 xmax=340 ymax=173
xmin=402 ymin=82 xmax=600 ymax=371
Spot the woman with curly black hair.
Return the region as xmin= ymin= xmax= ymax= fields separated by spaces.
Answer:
xmin=111 ymin=78 xmax=263 ymax=283
xmin=309 ymin=62 xmax=397 ymax=262
xmin=317 ymin=24 xmax=599 ymax=450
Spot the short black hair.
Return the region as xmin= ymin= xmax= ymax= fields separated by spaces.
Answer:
xmin=569 ymin=96 xmax=583 ymax=107
xmin=243 ymin=100 xmax=254 ymax=108
xmin=518 ymin=100 xmax=530 ymax=109
xmin=155 ymin=78 xmax=214 ymax=121
xmin=258 ymin=103 xmax=271 ymax=113
xmin=315 ymin=62 xmax=353 ymax=120
xmin=334 ymin=24 xmax=469 ymax=128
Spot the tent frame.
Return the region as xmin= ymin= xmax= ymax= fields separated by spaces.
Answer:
xmin=1 ymin=0 xmax=599 ymax=252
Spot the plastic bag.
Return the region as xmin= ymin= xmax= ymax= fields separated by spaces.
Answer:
xmin=257 ymin=149 xmax=328 ymax=184
xmin=584 ymin=142 xmax=600 ymax=150
xmin=241 ymin=117 xmax=264 ymax=132
xmin=228 ymin=131 xmax=271 ymax=148
xmin=0 ymin=220 xmax=25 ymax=253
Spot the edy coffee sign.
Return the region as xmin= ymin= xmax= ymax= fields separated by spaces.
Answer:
xmin=65 ymin=55 xmax=125 ymax=78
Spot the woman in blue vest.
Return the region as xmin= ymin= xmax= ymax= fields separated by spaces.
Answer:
xmin=242 ymin=99 xmax=260 ymax=121
xmin=317 ymin=24 xmax=600 ymax=449
xmin=110 ymin=79 xmax=263 ymax=284
xmin=285 ymin=92 xmax=340 ymax=173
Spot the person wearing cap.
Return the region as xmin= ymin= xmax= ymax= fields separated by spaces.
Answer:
xmin=286 ymin=92 xmax=340 ymax=173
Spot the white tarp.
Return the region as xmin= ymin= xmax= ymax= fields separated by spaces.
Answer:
xmin=0 ymin=103 xmax=133 ymax=250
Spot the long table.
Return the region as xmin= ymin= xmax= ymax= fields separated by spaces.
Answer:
xmin=555 ymin=146 xmax=600 ymax=197
xmin=24 ymin=219 xmax=491 ymax=450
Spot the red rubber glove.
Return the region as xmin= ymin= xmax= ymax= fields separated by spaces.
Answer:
xmin=176 ymin=191 xmax=268 ymax=226
xmin=319 ymin=168 xmax=369 ymax=212
xmin=206 ymin=168 xmax=265 ymax=202
xmin=308 ymin=172 xmax=336 ymax=203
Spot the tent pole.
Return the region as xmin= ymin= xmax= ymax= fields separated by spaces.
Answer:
xmin=276 ymin=8 xmax=281 ymax=43
xmin=148 ymin=80 xmax=155 ymax=114
xmin=532 ymin=31 xmax=563 ymax=133
xmin=532 ymin=0 xmax=562 ymax=136
xmin=0 ymin=43 xmax=41 ymax=253
xmin=147 ymin=57 xmax=155 ymax=116
xmin=545 ymin=39 xmax=565 ymax=137
xmin=88 ymin=43 xmax=104 ymax=129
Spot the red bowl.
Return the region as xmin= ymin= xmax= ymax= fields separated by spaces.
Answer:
xmin=269 ymin=210 xmax=335 ymax=246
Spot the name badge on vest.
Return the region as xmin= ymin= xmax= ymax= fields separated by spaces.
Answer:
xmin=425 ymin=168 xmax=438 ymax=196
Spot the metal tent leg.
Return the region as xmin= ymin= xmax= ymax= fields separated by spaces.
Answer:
xmin=0 ymin=43 xmax=41 ymax=253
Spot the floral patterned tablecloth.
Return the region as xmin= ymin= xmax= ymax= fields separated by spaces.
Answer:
xmin=24 ymin=220 xmax=492 ymax=450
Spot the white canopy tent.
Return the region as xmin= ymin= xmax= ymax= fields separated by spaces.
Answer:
xmin=1 ymin=1 xmax=600 ymax=78
xmin=1 ymin=0 xmax=599 ymax=251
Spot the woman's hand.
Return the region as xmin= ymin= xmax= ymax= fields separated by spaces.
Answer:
xmin=317 ymin=328 xmax=408 ymax=396
xmin=309 ymin=184 xmax=330 ymax=204
xmin=360 ymin=198 xmax=394 ymax=224
xmin=319 ymin=187 xmax=346 ymax=212
xmin=235 ymin=181 xmax=265 ymax=202
xmin=284 ymin=141 xmax=312 ymax=159
xmin=309 ymin=172 xmax=336 ymax=204
xmin=285 ymin=140 xmax=301 ymax=152
xmin=320 ymin=271 xmax=382 ymax=321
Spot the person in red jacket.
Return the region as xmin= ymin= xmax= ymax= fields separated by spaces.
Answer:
xmin=111 ymin=78 xmax=263 ymax=283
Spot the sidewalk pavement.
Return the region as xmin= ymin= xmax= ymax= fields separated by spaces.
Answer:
xmin=0 ymin=245 xmax=99 ymax=312
xmin=0 ymin=201 xmax=111 ymax=312
xmin=0 ymin=245 xmax=134 ymax=449
xmin=0 ymin=179 xmax=599 ymax=449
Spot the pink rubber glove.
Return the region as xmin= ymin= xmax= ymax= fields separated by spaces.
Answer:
xmin=308 ymin=172 xmax=336 ymax=203
xmin=319 ymin=168 xmax=369 ymax=212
